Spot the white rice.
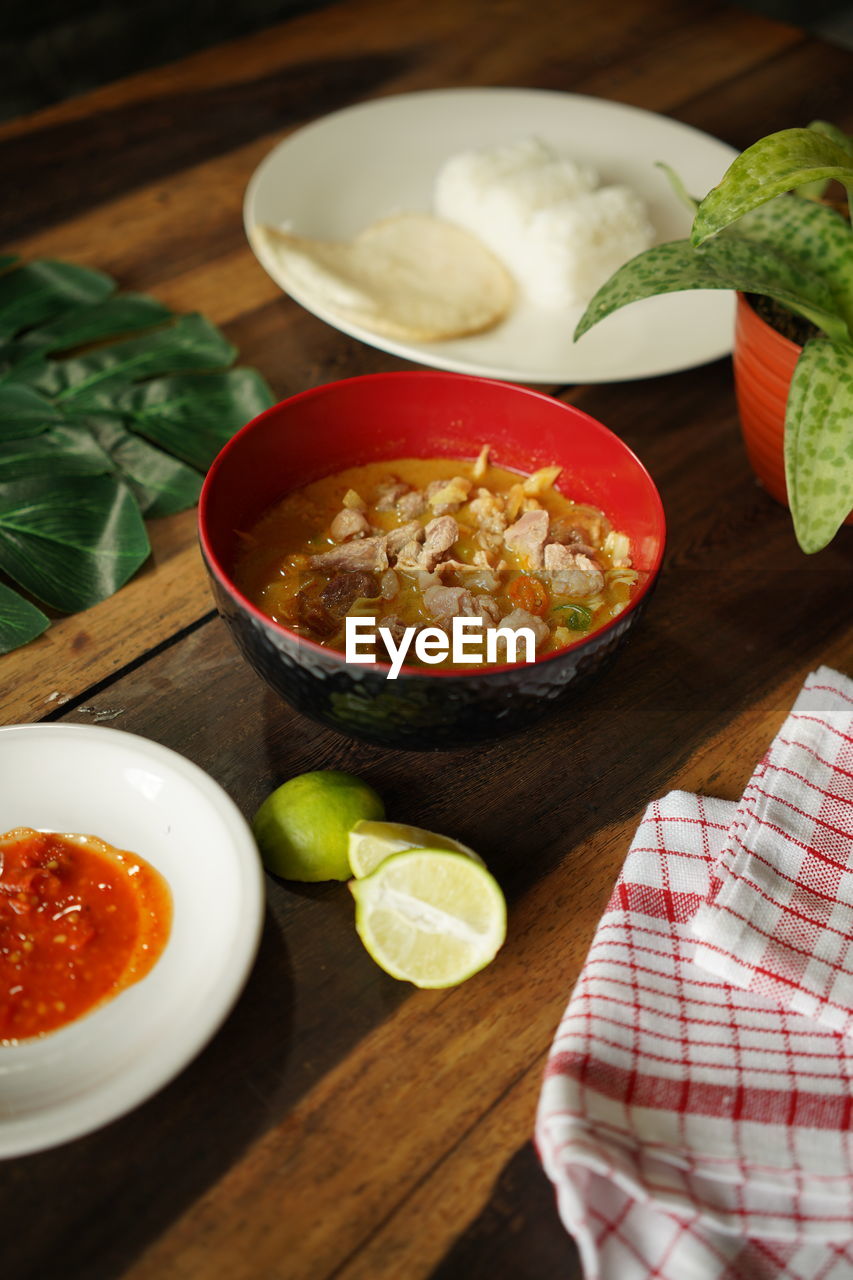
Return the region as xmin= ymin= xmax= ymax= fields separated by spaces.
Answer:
xmin=433 ymin=137 xmax=655 ymax=309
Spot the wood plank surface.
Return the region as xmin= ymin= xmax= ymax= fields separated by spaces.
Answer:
xmin=1 ymin=1 xmax=852 ymax=1278
xmin=124 ymin=654 xmax=851 ymax=1280
xmin=0 ymin=0 xmax=837 ymax=723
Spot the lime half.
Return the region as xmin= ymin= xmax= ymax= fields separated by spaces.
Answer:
xmin=348 ymin=819 xmax=482 ymax=878
xmin=350 ymin=849 xmax=506 ymax=988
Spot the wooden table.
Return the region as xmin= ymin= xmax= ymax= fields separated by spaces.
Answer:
xmin=2 ymin=1 xmax=852 ymax=1276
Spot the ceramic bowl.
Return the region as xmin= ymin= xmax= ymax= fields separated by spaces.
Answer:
xmin=0 ymin=724 xmax=264 ymax=1157
xmin=199 ymin=372 xmax=666 ymax=749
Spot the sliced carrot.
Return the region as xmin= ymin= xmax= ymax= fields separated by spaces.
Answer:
xmin=507 ymin=574 xmax=550 ymax=616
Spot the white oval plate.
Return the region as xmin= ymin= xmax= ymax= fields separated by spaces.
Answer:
xmin=0 ymin=724 xmax=264 ymax=1157
xmin=245 ymin=87 xmax=738 ymax=384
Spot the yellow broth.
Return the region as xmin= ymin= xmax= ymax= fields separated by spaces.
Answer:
xmin=233 ymin=455 xmax=640 ymax=667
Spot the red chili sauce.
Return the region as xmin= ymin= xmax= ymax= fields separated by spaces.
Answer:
xmin=0 ymin=827 xmax=172 ymax=1044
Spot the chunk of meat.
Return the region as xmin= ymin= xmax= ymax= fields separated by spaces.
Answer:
xmin=562 ymin=504 xmax=611 ymax=547
xmin=504 ymin=509 xmax=549 ymax=570
xmin=499 ymin=608 xmax=550 ymax=648
xmin=424 ymin=585 xmax=474 ymax=621
xmin=469 ymin=489 xmax=506 ymax=534
xmin=543 ymin=543 xmax=605 ymax=598
xmin=295 ymin=582 xmax=339 ymax=638
xmin=386 ymin=520 xmax=424 ymax=557
xmin=395 ymin=540 xmax=425 ymax=568
xmin=475 ymin=594 xmax=502 ymax=625
xmin=426 ymin=476 xmax=471 ymax=515
xmin=308 ymin=536 xmax=388 ymax=573
xmin=330 ymin=508 xmax=370 ymax=542
xmin=380 ymin=569 xmax=400 ymax=601
xmin=378 ymin=614 xmax=408 ymax=647
xmin=374 ymin=480 xmax=410 ymax=511
xmin=476 ymin=528 xmax=504 ymax=557
xmin=419 ymin=515 xmax=459 ymax=572
xmin=548 ymin=518 xmax=598 ymax=556
xmin=433 ymin=559 xmax=503 ymax=594
xmin=320 ymin=571 xmax=380 ymax=615
xmin=396 ymin=489 xmax=427 ymax=520
xmin=423 ymin=585 xmax=499 ymax=625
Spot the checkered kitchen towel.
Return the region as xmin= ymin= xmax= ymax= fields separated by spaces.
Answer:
xmin=536 ymin=668 xmax=853 ymax=1279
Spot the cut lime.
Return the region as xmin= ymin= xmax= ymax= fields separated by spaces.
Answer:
xmin=348 ymin=819 xmax=482 ymax=878
xmin=349 ymin=849 xmax=506 ymax=988
xmin=252 ymin=770 xmax=384 ymax=881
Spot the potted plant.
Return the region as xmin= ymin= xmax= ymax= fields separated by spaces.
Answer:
xmin=575 ymin=122 xmax=853 ymax=554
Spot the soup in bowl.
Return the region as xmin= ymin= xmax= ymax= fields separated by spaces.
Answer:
xmin=199 ymin=372 xmax=665 ymax=749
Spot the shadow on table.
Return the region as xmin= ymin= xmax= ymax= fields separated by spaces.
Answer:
xmin=1 ymin=903 xmax=293 ymax=1280
xmin=429 ymin=1142 xmax=582 ymax=1280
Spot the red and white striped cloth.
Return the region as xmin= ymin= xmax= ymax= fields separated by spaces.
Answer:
xmin=536 ymin=667 xmax=853 ymax=1279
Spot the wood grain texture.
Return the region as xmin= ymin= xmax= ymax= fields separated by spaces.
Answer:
xmin=91 ymin=637 xmax=853 ymax=1280
xmin=1 ymin=1 xmax=853 ymax=1278
xmin=2 ymin=354 xmax=850 ymax=1278
xmin=0 ymin=0 xmax=830 ymax=723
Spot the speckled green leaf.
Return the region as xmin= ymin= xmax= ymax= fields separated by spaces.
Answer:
xmin=0 ymin=261 xmax=114 ymax=340
xmin=798 ymin=121 xmax=853 ymax=198
xmin=0 ymin=384 xmax=65 ymax=438
xmin=785 ymin=337 xmax=853 ymax=553
xmin=809 ymin=121 xmax=853 ymax=157
xmin=732 ymin=196 xmax=853 ymax=333
xmin=0 ymin=424 xmax=111 ymax=481
xmin=0 ymin=474 xmax=150 ymax=611
xmin=693 ymin=129 xmax=853 ymax=246
xmin=120 ymin=367 xmax=275 ymax=470
xmin=574 ymin=235 xmax=842 ymax=342
xmin=0 ymin=580 xmax=49 ymax=655
xmin=30 ymin=314 xmax=237 ymax=411
xmin=575 ymin=241 xmax=723 ymax=339
xmin=707 ymin=234 xmax=845 ymax=336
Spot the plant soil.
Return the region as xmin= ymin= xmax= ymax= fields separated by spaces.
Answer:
xmin=746 ymin=294 xmax=819 ymax=349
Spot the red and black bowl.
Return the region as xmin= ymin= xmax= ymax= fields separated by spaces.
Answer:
xmin=198 ymin=372 xmax=665 ymax=750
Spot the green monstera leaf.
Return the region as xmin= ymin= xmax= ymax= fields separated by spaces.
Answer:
xmin=0 ymin=474 xmax=150 ymax=613
xmin=0 ymin=385 xmax=65 ymax=436
xmin=0 ymin=260 xmax=114 ymax=340
xmin=0 ymin=424 xmax=112 ymax=481
xmin=84 ymin=415 xmax=203 ymax=518
xmin=0 ymin=256 xmax=275 ymax=655
xmin=119 ymin=368 xmax=275 ymax=470
xmin=0 ymin=580 xmax=49 ymax=653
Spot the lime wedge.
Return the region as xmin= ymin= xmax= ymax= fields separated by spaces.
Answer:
xmin=349 ymin=849 xmax=506 ymax=988
xmin=348 ymin=819 xmax=482 ymax=878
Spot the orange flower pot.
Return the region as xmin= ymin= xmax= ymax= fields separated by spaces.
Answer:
xmin=732 ymin=292 xmax=853 ymax=525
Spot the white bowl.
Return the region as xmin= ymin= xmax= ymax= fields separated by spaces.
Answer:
xmin=0 ymin=723 xmax=264 ymax=1157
